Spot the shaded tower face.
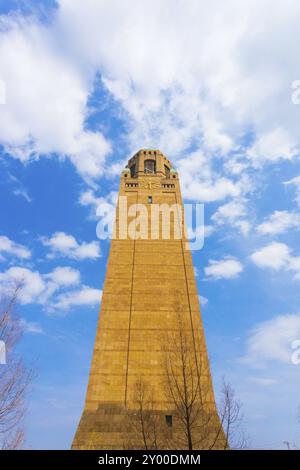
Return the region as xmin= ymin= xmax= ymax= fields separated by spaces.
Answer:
xmin=72 ymin=149 xmax=224 ymax=450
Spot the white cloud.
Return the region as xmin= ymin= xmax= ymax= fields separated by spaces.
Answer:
xmin=211 ymin=199 xmax=250 ymax=235
xmin=182 ymin=175 xmax=241 ymax=203
xmin=175 ymin=151 xmax=244 ymax=203
xmin=247 ymin=128 xmax=297 ymax=165
xmin=20 ymin=318 xmax=44 ymax=334
xmin=0 ymin=264 xmax=100 ymax=313
xmin=257 ymin=210 xmax=300 ymax=235
xmin=51 ymin=286 xmax=101 ymax=311
xmin=42 ymin=232 xmax=100 ymax=260
xmin=79 ymin=189 xmax=118 ymax=213
xmin=247 ymin=377 xmax=278 ymax=386
xmin=8 ymin=173 xmax=33 ymax=202
xmin=40 ymin=266 xmax=81 ymax=304
xmin=224 ymin=158 xmax=249 ymax=176
xmin=0 ymin=266 xmax=45 ymax=304
xmin=79 ymin=190 xmax=118 ymax=240
xmin=13 ymin=188 xmax=32 ymax=202
xmin=287 ymin=256 xmax=300 ymax=281
xmin=0 ymin=235 xmax=31 ymax=260
xmin=284 ymin=176 xmax=300 ymax=207
xmin=1 ymin=0 xmax=299 ymax=192
xmin=199 ymin=295 xmax=208 ymax=306
xmin=204 ymin=225 xmax=215 ymax=238
xmin=0 ymin=265 xmax=79 ymax=304
xmin=71 ymin=242 xmax=100 ymax=260
xmin=204 ymin=258 xmax=243 ymax=280
xmin=56 ymin=0 xmax=300 ymax=169
xmin=234 ymin=220 xmax=251 ymax=236
xmin=0 ymin=14 xmax=110 ymax=181
xmin=243 ymin=313 xmax=300 ymax=366
xmin=251 ymin=242 xmax=300 ymax=280
xmin=45 ymin=266 xmax=80 ymax=286
xmin=212 ymin=200 xmax=246 ymax=223
xmin=251 ymin=242 xmax=290 ymax=270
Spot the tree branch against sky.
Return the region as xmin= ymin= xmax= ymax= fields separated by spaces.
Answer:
xmin=0 ymin=284 xmax=34 ymax=450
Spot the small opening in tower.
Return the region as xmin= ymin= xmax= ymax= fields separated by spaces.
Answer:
xmin=164 ymin=165 xmax=170 ymax=178
xmin=130 ymin=164 xmax=136 ymax=178
xmin=165 ymin=415 xmax=173 ymax=427
xmin=148 ymin=196 xmax=153 ymax=204
xmin=144 ymin=159 xmax=156 ymax=174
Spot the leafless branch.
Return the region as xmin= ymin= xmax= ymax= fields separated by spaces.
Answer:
xmin=0 ymin=284 xmax=34 ymax=449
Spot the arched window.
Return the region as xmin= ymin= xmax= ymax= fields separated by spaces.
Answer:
xmin=144 ymin=159 xmax=156 ymax=174
xmin=130 ymin=164 xmax=136 ymax=178
xmin=164 ymin=165 xmax=170 ymax=178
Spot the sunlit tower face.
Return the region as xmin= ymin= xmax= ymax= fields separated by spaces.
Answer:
xmin=72 ymin=149 xmax=224 ymax=450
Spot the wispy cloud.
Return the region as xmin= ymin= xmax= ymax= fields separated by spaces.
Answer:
xmin=251 ymin=242 xmax=300 ymax=280
xmin=199 ymin=295 xmax=208 ymax=306
xmin=211 ymin=199 xmax=251 ymax=236
xmin=247 ymin=377 xmax=278 ymax=386
xmin=0 ymin=13 xmax=111 ymax=182
xmin=0 ymin=235 xmax=31 ymax=260
xmin=242 ymin=313 xmax=300 ymax=366
xmin=0 ymin=265 xmax=99 ymax=313
xmin=20 ymin=318 xmax=44 ymax=334
xmin=41 ymin=232 xmax=100 ymax=260
xmin=8 ymin=173 xmax=33 ymax=202
xmin=257 ymin=211 xmax=300 ymax=235
xmin=13 ymin=187 xmax=32 ymax=203
xmin=50 ymin=286 xmax=101 ymax=312
xmin=204 ymin=258 xmax=243 ymax=280
xmin=284 ymin=176 xmax=300 ymax=207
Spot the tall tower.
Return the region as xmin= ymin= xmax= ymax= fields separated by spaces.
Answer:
xmin=72 ymin=150 xmax=225 ymax=450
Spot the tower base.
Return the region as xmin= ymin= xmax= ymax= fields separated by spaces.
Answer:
xmin=72 ymin=403 xmax=227 ymax=450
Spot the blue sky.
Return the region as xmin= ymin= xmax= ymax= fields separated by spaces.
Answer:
xmin=1 ymin=0 xmax=300 ymax=449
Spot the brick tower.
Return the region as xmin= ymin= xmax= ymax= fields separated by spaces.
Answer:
xmin=72 ymin=150 xmax=225 ymax=450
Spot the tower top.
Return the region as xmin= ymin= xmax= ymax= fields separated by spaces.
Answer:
xmin=125 ymin=149 xmax=176 ymax=178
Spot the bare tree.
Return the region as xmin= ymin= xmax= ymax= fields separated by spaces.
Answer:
xmin=125 ymin=378 xmax=168 ymax=450
xmin=218 ymin=380 xmax=247 ymax=449
xmin=162 ymin=311 xmax=227 ymax=450
xmin=125 ymin=309 xmax=246 ymax=450
xmin=0 ymin=284 xmax=33 ymax=449
xmin=283 ymin=406 xmax=300 ymax=450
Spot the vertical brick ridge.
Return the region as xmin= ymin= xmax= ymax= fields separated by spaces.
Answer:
xmin=124 ymin=190 xmax=138 ymax=407
xmin=175 ymin=190 xmax=203 ymax=387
